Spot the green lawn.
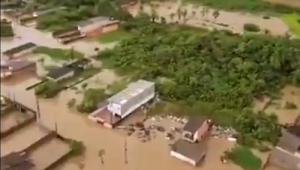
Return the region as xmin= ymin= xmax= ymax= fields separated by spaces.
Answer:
xmin=225 ymin=146 xmax=262 ymax=170
xmin=97 ymin=29 xmax=132 ymax=43
xmin=34 ymin=46 xmax=83 ymax=60
xmin=281 ymin=13 xmax=300 ymax=37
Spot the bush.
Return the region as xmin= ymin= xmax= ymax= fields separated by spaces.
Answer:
xmin=68 ymin=140 xmax=85 ymax=156
xmin=225 ymin=146 xmax=262 ymax=170
xmin=35 ymin=81 xmax=61 ymax=98
xmin=243 ymin=23 xmax=261 ymax=32
xmin=284 ymin=101 xmax=297 ymax=109
xmin=77 ymin=88 xmax=108 ymax=113
xmin=67 ymin=98 xmax=76 ymax=108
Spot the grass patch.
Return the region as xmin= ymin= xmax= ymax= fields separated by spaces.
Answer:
xmin=34 ymin=46 xmax=83 ymax=60
xmin=281 ymin=13 xmax=300 ymax=37
xmin=225 ymin=146 xmax=262 ymax=170
xmin=97 ymin=29 xmax=132 ymax=43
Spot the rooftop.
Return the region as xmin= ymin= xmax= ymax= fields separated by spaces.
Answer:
xmin=1 ymin=152 xmax=35 ymax=170
xmin=183 ymin=116 xmax=207 ymax=134
xmin=1 ymin=60 xmax=34 ymax=71
xmin=171 ymin=139 xmax=206 ymax=162
xmin=2 ymin=43 xmax=36 ymax=56
xmin=277 ymin=130 xmax=300 ymax=153
xmin=77 ymin=16 xmax=119 ymax=27
xmin=108 ymin=80 xmax=154 ymax=105
xmin=47 ymin=58 xmax=90 ymax=79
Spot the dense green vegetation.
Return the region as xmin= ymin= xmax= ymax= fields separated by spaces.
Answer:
xmin=281 ymin=13 xmax=300 ymax=37
xmin=34 ymin=46 xmax=83 ymax=60
xmin=183 ymin=0 xmax=300 ymax=14
xmin=97 ymin=16 xmax=300 ymax=145
xmin=97 ymin=29 xmax=132 ymax=43
xmin=1 ymin=20 xmax=14 ymax=37
xmin=35 ymin=80 xmax=61 ymax=98
xmin=243 ymin=23 xmax=261 ymax=32
xmin=77 ymin=88 xmax=109 ymax=113
xmin=225 ymin=145 xmax=262 ymax=170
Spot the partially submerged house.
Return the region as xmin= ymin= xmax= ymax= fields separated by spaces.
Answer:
xmin=89 ymin=80 xmax=155 ymax=128
xmin=170 ymin=116 xmax=212 ymax=166
xmin=269 ymin=125 xmax=300 ymax=170
xmin=77 ymin=16 xmax=120 ymax=37
xmin=32 ymin=7 xmax=66 ymax=17
xmin=51 ymin=27 xmax=85 ymax=44
xmin=1 ymin=152 xmax=35 ymax=170
xmin=46 ymin=58 xmax=91 ymax=82
xmin=2 ymin=42 xmax=37 ymax=59
xmin=1 ymin=59 xmax=36 ymax=79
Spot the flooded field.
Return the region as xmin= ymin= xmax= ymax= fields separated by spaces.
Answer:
xmin=128 ymin=1 xmax=289 ymax=36
xmin=29 ymin=138 xmax=70 ymax=170
xmin=1 ymin=123 xmax=50 ymax=156
xmin=252 ymin=85 xmax=300 ymax=124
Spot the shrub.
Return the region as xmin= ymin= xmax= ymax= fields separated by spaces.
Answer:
xmin=35 ymin=81 xmax=61 ymax=98
xmin=77 ymin=88 xmax=108 ymax=113
xmin=68 ymin=140 xmax=85 ymax=156
xmin=243 ymin=23 xmax=261 ymax=32
xmin=225 ymin=146 xmax=262 ymax=170
xmin=67 ymin=98 xmax=76 ymax=108
xmin=284 ymin=101 xmax=297 ymax=109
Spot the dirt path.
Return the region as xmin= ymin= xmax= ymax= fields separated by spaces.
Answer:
xmin=127 ymin=0 xmax=289 ymax=35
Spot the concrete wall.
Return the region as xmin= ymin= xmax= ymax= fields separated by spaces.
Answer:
xmin=23 ymin=131 xmax=56 ymax=153
xmin=170 ymin=150 xmax=197 ymax=166
xmin=102 ymin=24 xmax=118 ymax=33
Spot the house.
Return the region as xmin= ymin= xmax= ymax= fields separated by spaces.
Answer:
xmin=46 ymin=58 xmax=90 ymax=82
xmin=182 ymin=117 xmax=212 ymax=143
xmin=170 ymin=139 xmax=207 ymax=166
xmin=51 ymin=27 xmax=86 ymax=44
xmin=2 ymin=42 xmax=36 ymax=59
xmin=107 ymin=79 xmax=155 ymax=119
xmin=32 ymin=7 xmax=66 ymax=17
xmin=1 ymin=151 xmax=35 ymax=170
xmin=77 ymin=16 xmax=120 ymax=37
xmin=88 ymin=80 xmax=155 ymax=128
xmin=269 ymin=125 xmax=300 ymax=170
xmin=170 ymin=116 xmax=212 ymax=166
xmin=1 ymin=59 xmax=36 ymax=79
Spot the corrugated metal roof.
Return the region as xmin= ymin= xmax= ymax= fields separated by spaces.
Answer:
xmin=108 ymin=80 xmax=154 ymax=105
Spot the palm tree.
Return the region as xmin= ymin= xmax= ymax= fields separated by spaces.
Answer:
xmin=176 ymin=8 xmax=182 ymax=22
xmin=169 ymin=13 xmax=175 ymax=23
xmin=98 ymin=149 xmax=105 ymax=164
xmin=212 ymin=10 xmax=220 ymax=21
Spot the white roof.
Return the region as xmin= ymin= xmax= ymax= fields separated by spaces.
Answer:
xmin=108 ymin=80 xmax=154 ymax=105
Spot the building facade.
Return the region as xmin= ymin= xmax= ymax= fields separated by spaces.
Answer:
xmin=107 ymin=80 xmax=155 ymax=119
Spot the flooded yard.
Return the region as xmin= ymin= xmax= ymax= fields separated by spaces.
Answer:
xmin=253 ymin=85 xmax=300 ymax=124
xmin=128 ymin=1 xmax=289 ymax=36
xmin=1 ymin=123 xmax=50 ymax=156
xmin=29 ymin=138 xmax=70 ymax=170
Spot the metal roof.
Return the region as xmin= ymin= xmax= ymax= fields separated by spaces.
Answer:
xmin=108 ymin=80 xmax=154 ymax=105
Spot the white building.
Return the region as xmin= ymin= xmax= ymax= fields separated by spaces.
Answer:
xmin=107 ymin=80 xmax=155 ymax=119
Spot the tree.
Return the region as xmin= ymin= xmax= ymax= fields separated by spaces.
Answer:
xmin=212 ymin=10 xmax=220 ymax=21
xmin=169 ymin=13 xmax=175 ymax=23
xmin=98 ymin=149 xmax=105 ymax=164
